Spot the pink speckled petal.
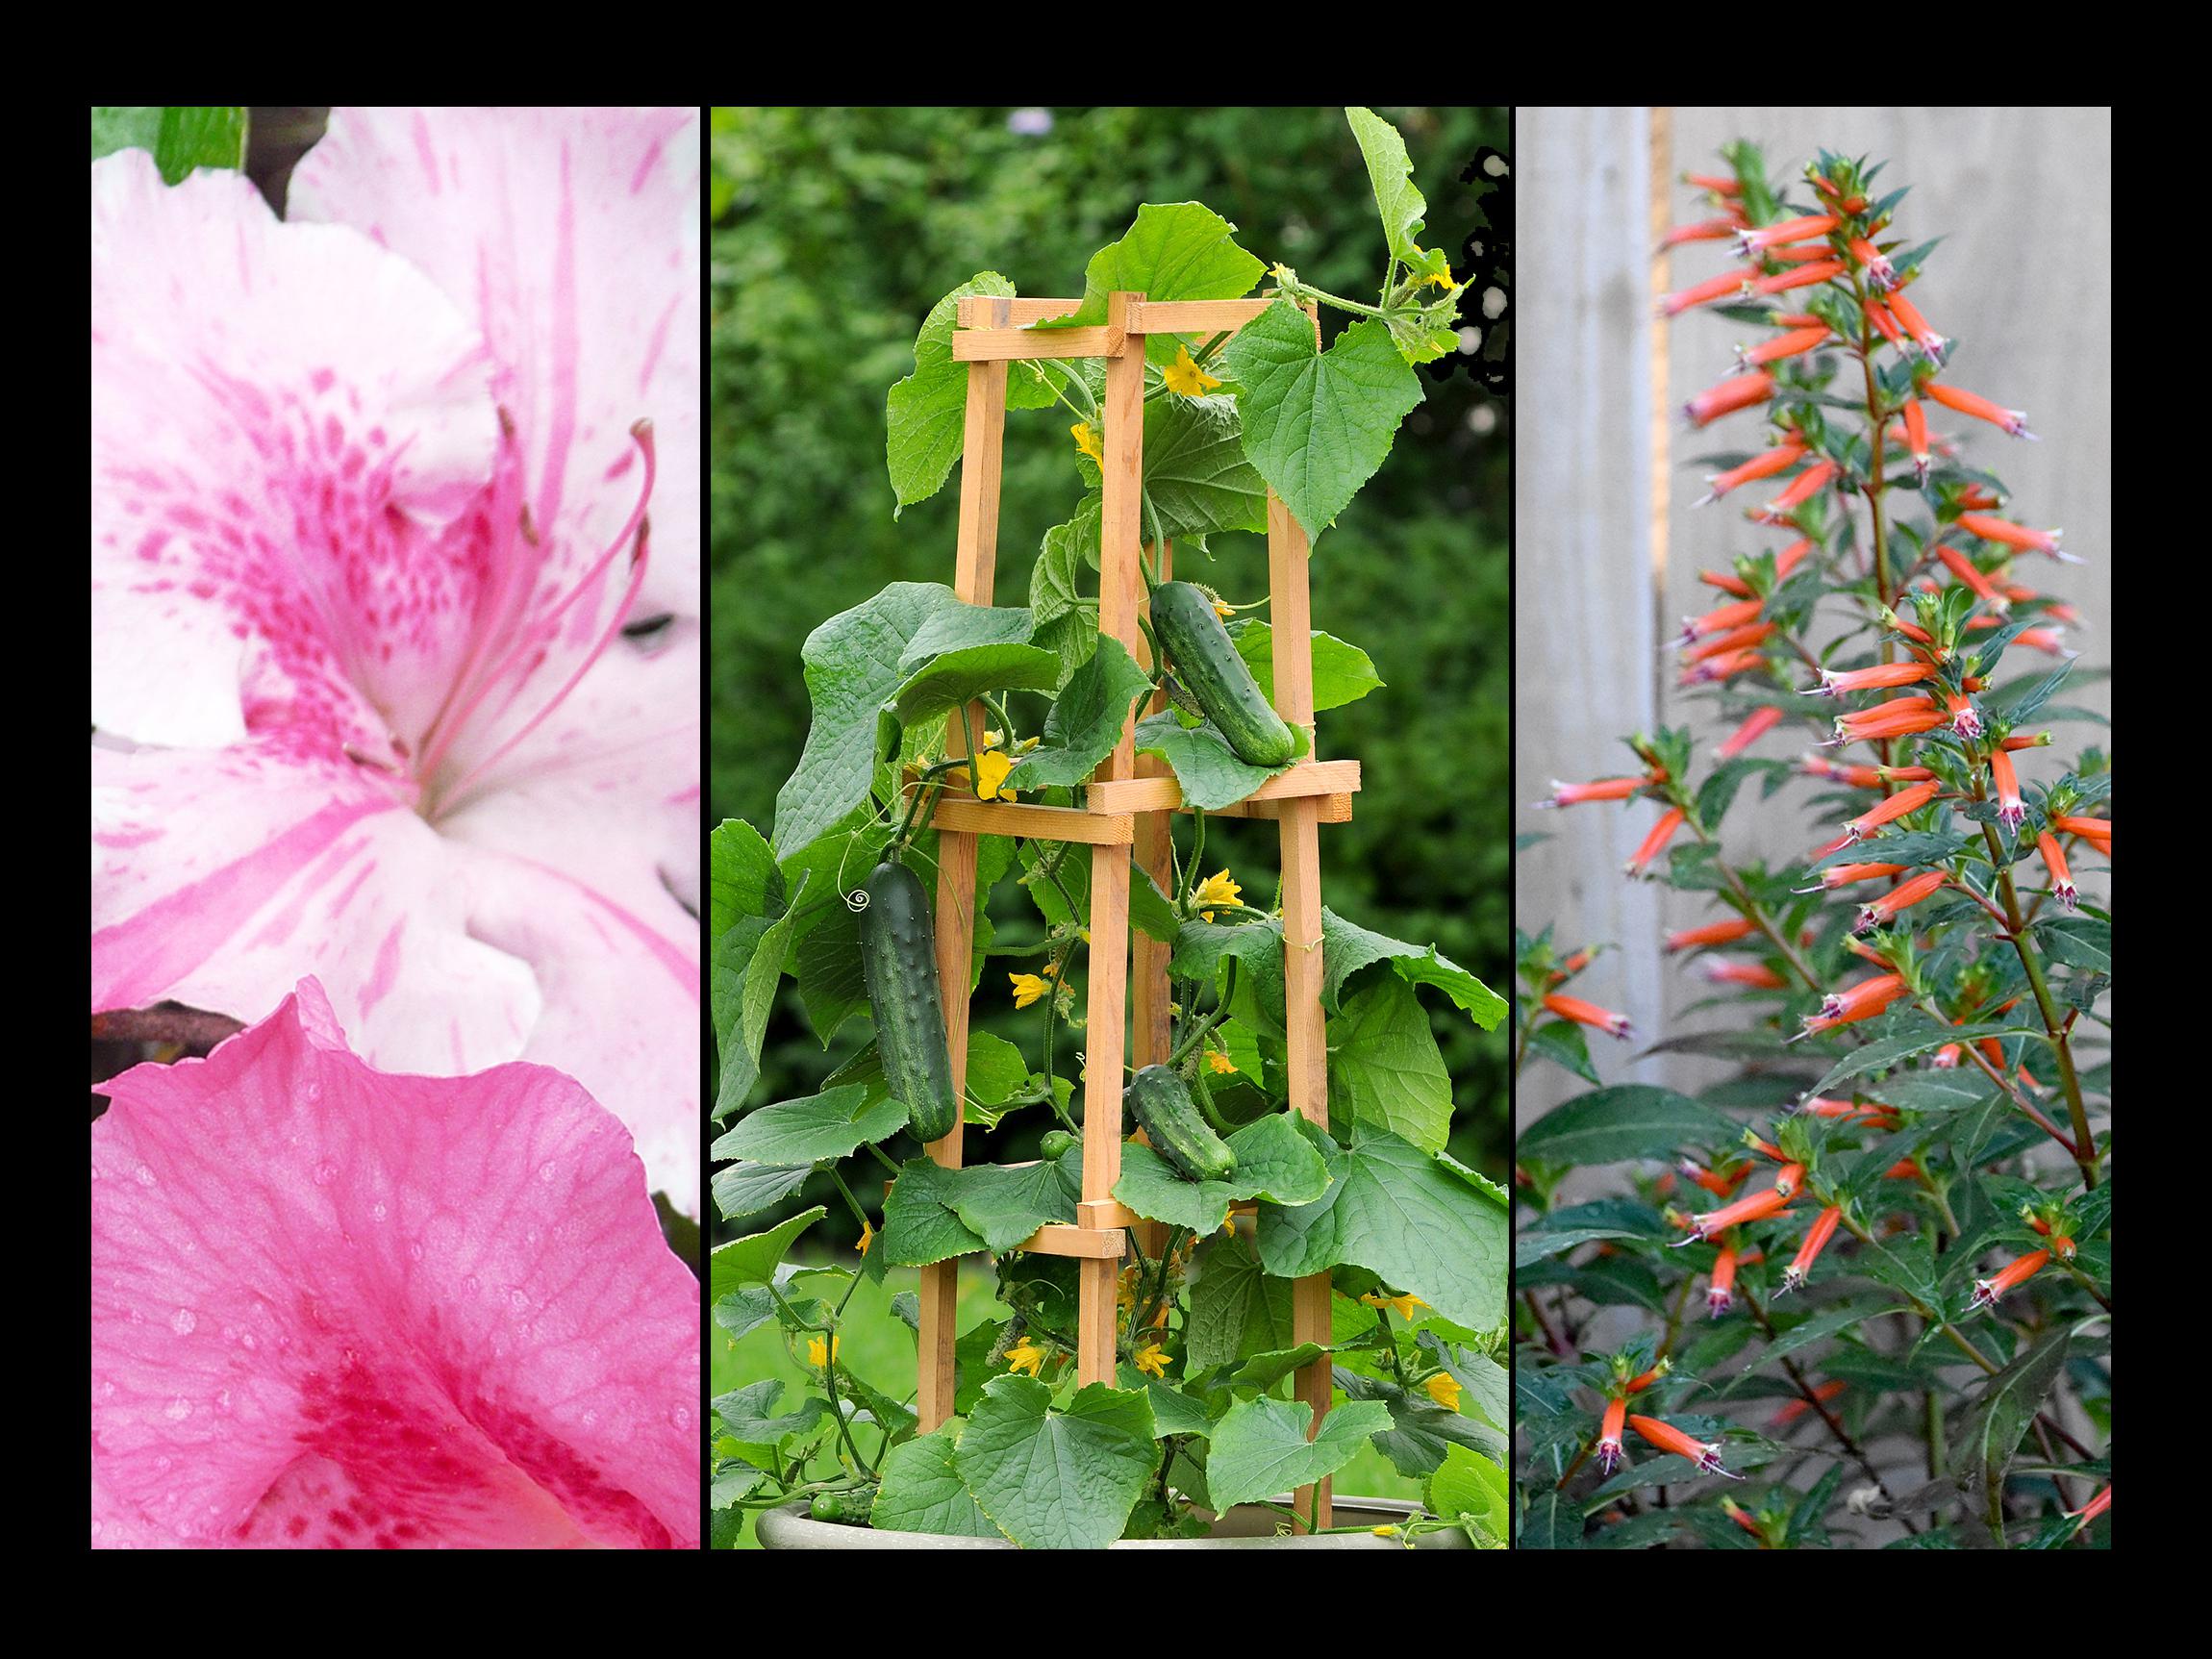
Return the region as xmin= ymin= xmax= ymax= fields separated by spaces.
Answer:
xmin=91 ymin=742 xmax=541 ymax=1080
xmin=91 ymin=148 xmax=501 ymax=757
xmin=289 ymin=107 xmax=701 ymax=631
xmin=91 ymin=982 xmax=699 ymax=1549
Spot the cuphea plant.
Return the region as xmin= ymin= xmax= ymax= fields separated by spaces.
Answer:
xmin=713 ymin=109 xmax=1508 ymax=1547
xmin=1515 ymin=145 xmax=2109 ymax=1549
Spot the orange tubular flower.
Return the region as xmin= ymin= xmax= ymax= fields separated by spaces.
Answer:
xmin=1925 ymin=379 xmax=2035 ymax=440
xmin=1843 ymin=778 xmax=1941 ymax=842
xmin=1848 ymin=235 xmax=1898 ymax=289
xmin=1685 ymin=620 xmax=1774 ymax=663
xmin=1752 ymin=459 xmax=1841 ymax=524
xmin=1740 ymin=322 xmax=1833 ymax=370
xmin=1626 ymin=807 xmax=1688 ymax=877
xmin=1718 ymin=705 xmax=1785 ymax=759
xmin=1808 ymin=660 xmax=1935 ymax=697
xmin=1969 ymin=1247 xmax=2051 ymax=1311
xmin=1779 ymin=1205 xmax=1845 ymax=1295
xmin=2070 ymin=1485 xmax=2111 ymax=1526
xmin=1674 ymin=596 xmax=1766 ymax=642
xmin=1988 ymin=748 xmax=2025 ymax=831
xmin=1771 ymin=1379 xmax=1848 ymax=1427
xmin=1700 ymin=568 xmax=1754 ymax=598
xmin=1901 ymin=397 xmax=1932 ymax=483
xmin=1835 ymin=697 xmax=1948 ymax=746
xmin=1854 ymin=867 xmax=1949 ymax=934
xmin=1684 ymin=370 xmax=1774 ymax=427
xmin=1534 ymin=776 xmax=1644 ymax=809
xmin=1885 ymin=288 xmax=1948 ymax=362
xmin=1686 ymin=172 xmax=1743 ymax=196
xmin=1596 ymin=1394 xmax=1628 ymax=1475
xmin=1626 ymin=1414 xmax=1743 ymax=1480
xmin=1703 ymin=959 xmax=1786 ymax=990
xmin=1662 ymin=266 xmax=1752 ymax=317
xmin=1957 ymin=512 xmax=2069 ymax=561
xmin=1937 ymin=544 xmax=2008 ymax=606
xmin=1680 ymin=1158 xmax=1749 ymax=1197
xmin=1736 ymin=213 xmax=1840 ymax=255
xmin=1677 ymin=1180 xmax=1793 ymax=1243
xmin=2036 ymin=833 xmax=2078 ymax=911
xmin=1665 ymin=916 xmax=1760 ymax=952
xmin=2052 ymin=813 xmax=2111 ymax=855
xmin=1684 ymin=646 xmax=1768 ymax=686
xmin=1543 ymin=993 xmax=1633 ymax=1042
xmin=1696 ymin=440 xmax=1806 ymax=506
xmin=1750 ymin=258 xmax=1846 ymax=296
xmin=1863 ymin=297 xmax=1908 ymax=349
xmin=1802 ymin=971 xmax=1910 ymax=1035
xmin=1707 ymin=1240 xmax=1739 ymax=1317
xmin=1801 ymin=755 xmax=1887 ymax=788
xmin=1663 ymin=214 xmax=1748 ymax=249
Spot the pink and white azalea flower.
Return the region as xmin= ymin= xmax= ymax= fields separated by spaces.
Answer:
xmin=91 ymin=981 xmax=699 ymax=1548
xmin=90 ymin=109 xmax=700 ymax=1212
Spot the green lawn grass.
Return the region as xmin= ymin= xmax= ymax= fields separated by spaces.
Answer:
xmin=713 ymin=1254 xmax=1420 ymax=1547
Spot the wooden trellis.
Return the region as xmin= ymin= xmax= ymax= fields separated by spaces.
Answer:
xmin=914 ymin=289 xmax=1359 ymax=1532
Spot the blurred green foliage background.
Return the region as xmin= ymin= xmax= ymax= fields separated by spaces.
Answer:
xmin=709 ymin=106 xmax=1510 ymax=1243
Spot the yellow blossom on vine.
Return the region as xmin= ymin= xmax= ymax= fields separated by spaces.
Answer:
xmin=972 ymin=748 xmax=1018 ymax=802
xmin=1191 ymin=868 xmax=1242 ymax=921
xmin=1004 ymin=1337 xmax=1046 ymax=1377
xmin=1132 ymin=1341 xmax=1170 ymax=1379
xmin=857 ymin=1219 xmax=874 ymax=1258
xmin=1360 ymin=1291 xmax=1428 ymax=1321
xmin=1071 ymin=421 xmax=1103 ymax=465
xmin=1211 ymin=596 xmax=1237 ymax=620
xmin=806 ymin=1334 xmax=842 ymax=1368
xmin=1205 ymin=1049 xmax=1238 ymax=1074
xmin=1422 ymin=1372 xmax=1463 ymax=1411
xmin=1009 ymin=972 xmax=1049 ymax=1009
xmin=1370 ymin=1524 xmax=1399 ymax=1537
xmin=980 ymin=728 xmax=1004 ymax=750
xmin=1040 ymin=961 xmax=1060 ymax=980
xmin=1423 ymin=265 xmax=1456 ymax=289
xmin=1163 ymin=343 xmax=1222 ymax=398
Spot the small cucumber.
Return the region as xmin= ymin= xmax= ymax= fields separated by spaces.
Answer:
xmin=1126 ymin=1065 xmax=1238 ymax=1183
xmin=1039 ymin=1129 xmax=1078 ymax=1162
xmin=1148 ymin=581 xmax=1298 ymax=767
xmin=859 ymin=860 xmax=959 ymax=1144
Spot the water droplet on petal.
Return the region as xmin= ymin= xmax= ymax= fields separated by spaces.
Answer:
xmin=134 ymin=1164 xmax=158 ymax=1187
xmin=163 ymin=1398 xmax=192 ymax=1422
xmin=539 ymin=1161 xmax=558 ymax=1182
xmin=313 ymin=1160 xmax=338 ymax=1187
xmin=170 ymin=1308 xmax=197 ymax=1336
xmin=372 ymin=1201 xmax=389 ymax=1221
xmin=669 ymin=1405 xmax=692 ymax=1430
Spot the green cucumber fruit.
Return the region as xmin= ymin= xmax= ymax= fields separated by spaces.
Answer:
xmin=859 ymin=860 xmax=959 ymax=1144
xmin=1126 ymin=1064 xmax=1238 ymax=1183
xmin=1148 ymin=581 xmax=1298 ymax=767
xmin=1039 ymin=1129 xmax=1078 ymax=1162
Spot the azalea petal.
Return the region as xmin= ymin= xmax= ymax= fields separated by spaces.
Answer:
xmin=91 ymin=981 xmax=698 ymax=1549
xmin=289 ymin=107 xmax=701 ymax=628
xmin=91 ymin=148 xmax=501 ymax=756
xmin=91 ymin=743 xmax=542 ymax=1080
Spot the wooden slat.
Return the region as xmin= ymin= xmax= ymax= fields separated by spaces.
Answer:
xmin=954 ymin=295 xmax=1081 ymax=327
xmin=1076 ymin=1197 xmax=1141 ymax=1230
xmin=952 ymin=326 xmax=1118 ymax=363
xmin=1074 ymin=290 xmax=1149 ymax=1393
xmin=925 ymin=795 xmax=1135 ymax=844
xmin=1210 ymin=793 xmax=1354 ymax=825
xmin=917 ymin=354 xmax=1007 ymax=1435
xmin=1084 ymin=760 xmax=1360 ymax=815
xmin=1123 ymin=297 xmax=1276 ymax=337
xmin=1020 ymin=1224 xmax=1128 ymax=1260
xmin=1270 ymin=486 xmax=1333 ymax=1534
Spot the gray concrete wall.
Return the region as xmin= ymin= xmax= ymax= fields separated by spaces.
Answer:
xmin=1516 ymin=106 xmax=2113 ymax=1133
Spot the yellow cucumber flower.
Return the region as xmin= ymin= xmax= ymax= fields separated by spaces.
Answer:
xmin=1205 ymin=1048 xmax=1238 ymax=1074
xmin=972 ymin=747 xmax=1017 ymax=802
xmin=1163 ymin=343 xmax=1222 ymax=398
xmin=1071 ymin=421 xmax=1103 ymax=465
xmin=1191 ymin=868 xmax=1242 ymax=921
xmin=856 ymin=1219 xmax=874 ymax=1258
xmin=1132 ymin=1341 xmax=1170 ymax=1379
xmin=1359 ymin=1291 xmax=1428 ymax=1321
xmin=1009 ymin=972 xmax=1049 ymax=1009
xmin=806 ymin=1334 xmax=842 ymax=1368
xmin=1422 ymin=1372 xmax=1463 ymax=1411
xmin=1004 ymin=1337 xmax=1047 ymax=1378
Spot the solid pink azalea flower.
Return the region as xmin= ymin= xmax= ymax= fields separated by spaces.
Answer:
xmin=90 ymin=110 xmax=700 ymax=1212
xmin=91 ymin=981 xmax=699 ymax=1549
